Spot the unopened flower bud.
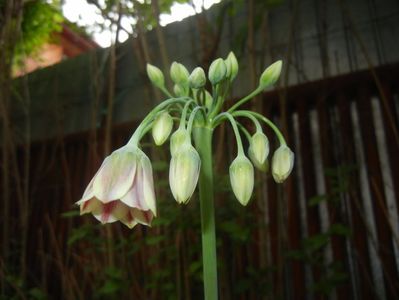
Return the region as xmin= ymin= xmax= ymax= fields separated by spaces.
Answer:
xmin=170 ymin=128 xmax=191 ymax=156
xmin=169 ymin=146 xmax=201 ymax=204
xmin=170 ymin=62 xmax=189 ymax=85
xmin=189 ymin=67 xmax=206 ymax=89
xmin=173 ymin=84 xmax=184 ymax=97
xmin=225 ymin=52 xmax=238 ymax=81
xmin=152 ymin=112 xmax=173 ymax=146
xmin=208 ymin=58 xmax=227 ymax=85
xmin=147 ymin=64 xmax=165 ymax=88
xmin=204 ymin=90 xmax=213 ymax=110
xmin=259 ymin=60 xmax=282 ymax=89
xmin=249 ymin=132 xmax=269 ymax=166
xmin=249 ymin=148 xmax=269 ymax=172
xmin=271 ymin=145 xmax=294 ymax=183
xmin=229 ymin=155 xmax=254 ymax=206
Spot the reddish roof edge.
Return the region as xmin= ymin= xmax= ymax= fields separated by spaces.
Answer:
xmin=61 ymin=24 xmax=99 ymax=51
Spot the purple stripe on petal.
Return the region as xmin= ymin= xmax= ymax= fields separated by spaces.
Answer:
xmin=101 ymin=201 xmax=118 ymax=223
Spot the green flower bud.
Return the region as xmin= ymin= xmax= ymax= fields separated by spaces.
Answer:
xmin=248 ymin=148 xmax=269 ymax=172
xmin=204 ymin=90 xmax=213 ymax=110
xmin=170 ymin=62 xmax=189 ymax=85
xmin=225 ymin=51 xmax=238 ymax=81
xmin=259 ymin=60 xmax=282 ymax=89
xmin=174 ymin=84 xmax=186 ymax=97
xmin=170 ymin=128 xmax=191 ymax=156
xmin=152 ymin=111 xmax=173 ymax=146
xmin=249 ymin=132 xmax=269 ymax=166
xmin=146 ymin=63 xmax=165 ymax=88
xmin=271 ymin=145 xmax=294 ymax=183
xmin=189 ymin=67 xmax=206 ymax=89
xmin=169 ymin=145 xmax=201 ymax=204
xmin=208 ymin=58 xmax=227 ymax=85
xmin=229 ymin=154 xmax=254 ymax=206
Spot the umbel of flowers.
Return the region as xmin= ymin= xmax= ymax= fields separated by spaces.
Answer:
xmin=76 ymin=52 xmax=294 ymax=299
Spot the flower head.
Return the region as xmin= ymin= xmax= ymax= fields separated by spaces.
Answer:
xmin=76 ymin=146 xmax=156 ymax=228
xmin=229 ymin=155 xmax=254 ymax=206
xmin=271 ymin=145 xmax=294 ymax=183
xmin=169 ymin=145 xmax=201 ymax=204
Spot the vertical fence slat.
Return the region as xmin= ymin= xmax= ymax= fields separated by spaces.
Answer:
xmin=316 ymin=96 xmax=352 ymax=299
xmin=337 ymin=94 xmax=375 ymax=299
xmin=286 ymin=107 xmax=306 ymax=300
xmin=356 ymin=87 xmax=399 ymax=298
xmin=380 ymin=83 xmax=399 ymax=209
xmin=296 ymin=100 xmax=322 ymax=296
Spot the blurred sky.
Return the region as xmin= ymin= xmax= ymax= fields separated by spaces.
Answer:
xmin=62 ymin=0 xmax=221 ymax=47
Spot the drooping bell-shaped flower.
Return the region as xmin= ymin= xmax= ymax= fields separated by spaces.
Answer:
xmin=271 ymin=145 xmax=294 ymax=183
xmin=248 ymin=131 xmax=269 ymax=168
xmin=76 ymin=145 xmax=156 ymax=228
xmin=169 ymin=144 xmax=201 ymax=204
xmin=152 ymin=111 xmax=173 ymax=146
xmin=229 ymin=154 xmax=254 ymax=206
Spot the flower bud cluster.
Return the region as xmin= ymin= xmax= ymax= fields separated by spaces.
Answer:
xmin=78 ymin=52 xmax=293 ymax=229
xmin=229 ymin=129 xmax=294 ymax=206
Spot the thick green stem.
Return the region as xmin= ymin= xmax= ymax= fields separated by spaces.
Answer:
xmin=194 ymin=126 xmax=218 ymax=300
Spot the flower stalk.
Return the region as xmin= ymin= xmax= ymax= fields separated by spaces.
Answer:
xmin=194 ymin=126 xmax=218 ymax=300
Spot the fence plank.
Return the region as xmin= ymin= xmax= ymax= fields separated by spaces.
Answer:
xmin=316 ymin=95 xmax=352 ymax=299
xmin=356 ymin=87 xmax=399 ymax=298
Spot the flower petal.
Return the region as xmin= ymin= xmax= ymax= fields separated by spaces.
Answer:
xmin=121 ymin=210 xmax=138 ymax=229
xmin=93 ymin=200 xmax=119 ymax=224
xmin=131 ymin=208 xmax=153 ymax=226
xmin=76 ymin=173 xmax=98 ymax=205
xmin=93 ymin=148 xmax=137 ymax=202
xmin=140 ymin=155 xmax=157 ymax=216
xmin=80 ymin=198 xmax=103 ymax=215
xmin=120 ymin=164 xmax=149 ymax=210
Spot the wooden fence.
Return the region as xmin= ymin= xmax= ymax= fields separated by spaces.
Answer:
xmin=1 ymin=63 xmax=399 ymax=299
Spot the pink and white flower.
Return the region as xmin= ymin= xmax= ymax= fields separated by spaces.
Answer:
xmin=76 ymin=146 xmax=156 ymax=228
